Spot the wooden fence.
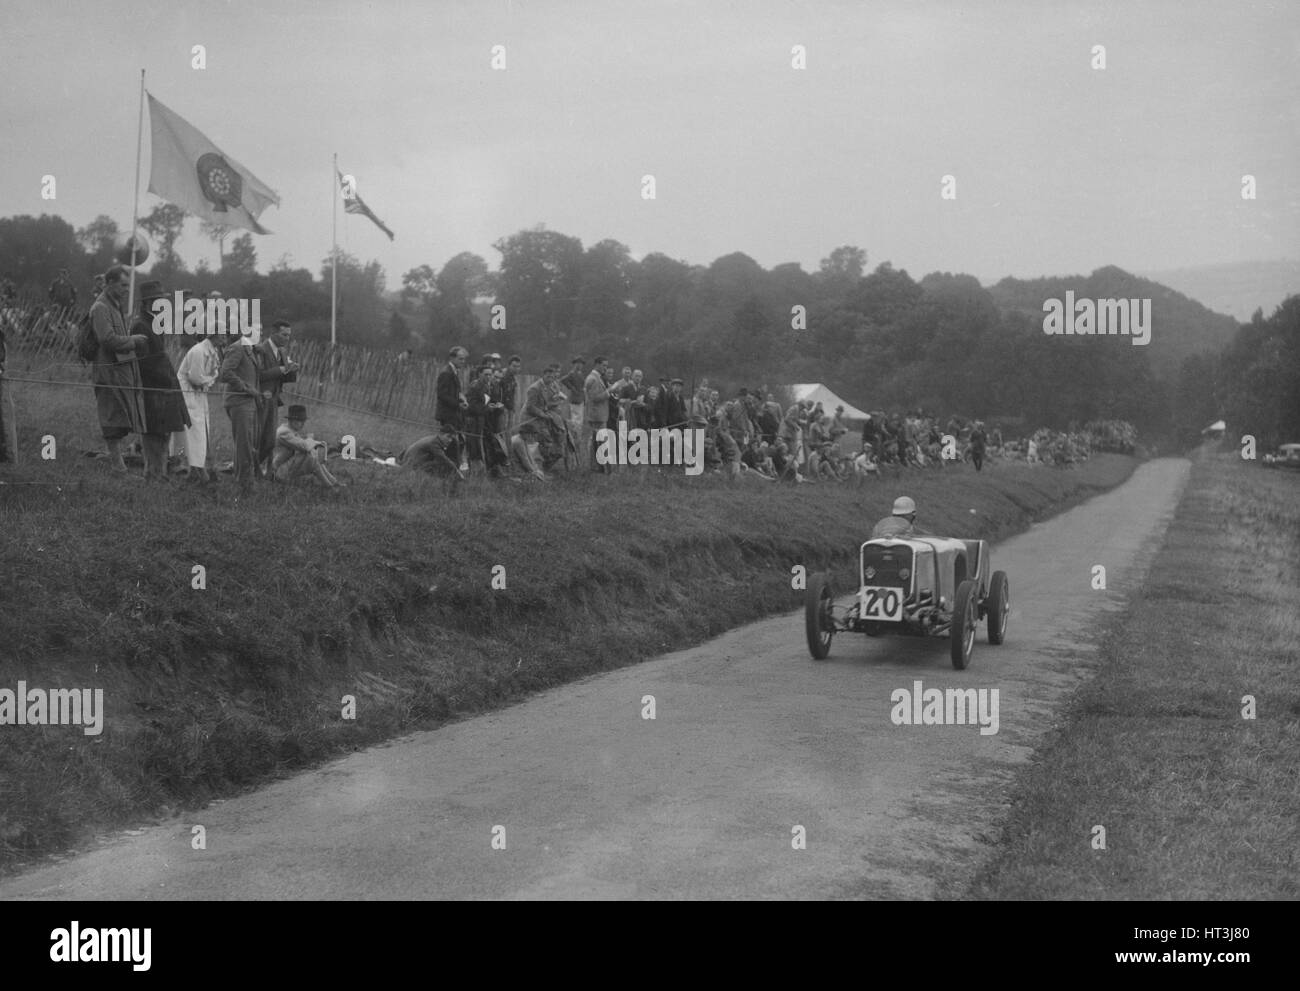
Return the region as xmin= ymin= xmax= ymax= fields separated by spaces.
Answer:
xmin=1 ymin=293 xmax=529 ymax=430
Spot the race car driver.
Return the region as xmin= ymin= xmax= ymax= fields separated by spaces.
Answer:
xmin=871 ymin=495 xmax=922 ymax=538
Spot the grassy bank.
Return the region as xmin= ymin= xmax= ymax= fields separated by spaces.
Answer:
xmin=0 ymin=376 xmax=1139 ymax=873
xmin=965 ymin=451 xmax=1299 ymax=899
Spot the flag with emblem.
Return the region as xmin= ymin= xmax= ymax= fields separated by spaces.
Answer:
xmin=146 ymin=93 xmax=280 ymax=235
xmin=338 ymin=169 xmax=395 ymax=241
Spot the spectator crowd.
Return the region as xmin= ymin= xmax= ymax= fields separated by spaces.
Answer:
xmin=0 ymin=266 xmax=1136 ymax=486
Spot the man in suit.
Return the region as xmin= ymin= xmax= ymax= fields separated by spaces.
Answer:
xmin=435 ymin=345 xmax=469 ymax=469
xmin=464 ymin=360 xmax=493 ymax=472
xmin=663 ymin=378 xmax=688 ymax=432
xmin=584 ymin=356 xmax=610 ymax=473
xmin=255 ymin=319 xmax=299 ymax=477
xmin=558 ymin=356 xmax=586 ymax=465
xmin=485 ymin=366 xmax=511 ymax=478
xmin=220 ymin=323 xmax=268 ymax=494
xmin=499 ymin=354 xmax=522 ymax=431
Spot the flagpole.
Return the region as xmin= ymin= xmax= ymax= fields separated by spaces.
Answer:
xmin=331 ymin=152 xmax=338 ymax=348
xmin=127 ymin=68 xmax=145 ymax=317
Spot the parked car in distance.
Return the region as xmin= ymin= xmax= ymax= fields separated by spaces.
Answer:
xmin=1262 ymin=443 xmax=1300 ymax=469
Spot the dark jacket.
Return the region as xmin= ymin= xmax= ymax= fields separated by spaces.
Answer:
xmin=466 ymin=372 xmax=492 ymax=428
xmin=220 ymin=343 xmax=263 ymax=410
xmin=435 ymin=363 xmax=464 ymax=428
xmin=559 ymin=369 xmax=585 ymax=406
xmin=400 ymin=433 xmax=459 ymax=475
xmin=499 ymin=370 xmax=518 ymax=412
xmin=256 ymin=339 xmax=297 ymax=408
xmin=132 ymin=317 xmax=191 ymax=435
xmin=662 ymin=390 xmax=687 ymax=430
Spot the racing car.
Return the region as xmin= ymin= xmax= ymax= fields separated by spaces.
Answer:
xmin=804 ymin=535 xmax=1009 ymax=669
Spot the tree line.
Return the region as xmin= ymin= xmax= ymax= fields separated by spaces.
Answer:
xmin=2 ymin=212 xmax=1293 ymax=448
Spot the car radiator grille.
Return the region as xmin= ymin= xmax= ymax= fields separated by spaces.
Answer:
xmin=863 ymin=544 xmax=912 ymax=590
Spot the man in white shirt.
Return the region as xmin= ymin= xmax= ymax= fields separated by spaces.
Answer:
xmin=174 ymin=317 xmax=223 ymax=481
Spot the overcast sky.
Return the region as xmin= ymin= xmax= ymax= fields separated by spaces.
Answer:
xmin=3 ymin=0 xmax=1297 ymax=285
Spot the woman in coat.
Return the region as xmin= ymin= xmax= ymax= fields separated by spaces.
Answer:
xmin=133 ymin=281 xmax=190 ymax=481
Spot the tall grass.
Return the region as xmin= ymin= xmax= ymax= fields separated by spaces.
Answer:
xmin=966 ymin=451 xmax=1300 ymax=899
xmin=0 ymin=372 xmax=1138 ymax=872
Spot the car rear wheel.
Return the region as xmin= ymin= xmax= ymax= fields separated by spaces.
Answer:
xmin=805 ymin=572 xmax=834 ymax=660
xmin=986 ymin=570 xmax=1009 ymax=644
xmin=951 ymin=579 xmax=978 ymax=670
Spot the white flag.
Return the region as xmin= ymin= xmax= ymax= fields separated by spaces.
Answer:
xmin=147 ymin=93 xmax=280 ymax=234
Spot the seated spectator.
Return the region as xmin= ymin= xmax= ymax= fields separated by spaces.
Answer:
xmin=808 ymin=441 xmax=843 ymax=482
xmin=771 ymin=437 xmax=804 ymax=483
xmin=509 ymin=434 xmax=550 ymax=481
xmin=273 ymin=405 xmax=341 ymax=488
xmin=853 ymin=441 xmax=881 ymax=484
xmin=740 ymin=439 xmax=776 ymax=480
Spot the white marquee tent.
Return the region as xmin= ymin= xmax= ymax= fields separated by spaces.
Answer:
xmin=788 ymin=383 xmax=872 ymax=422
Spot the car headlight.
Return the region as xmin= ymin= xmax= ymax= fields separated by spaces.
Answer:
xmin=899 ymin=568 xmax=910 ymax=579
xmin=864 ymin=566 xmax=876 ymax=579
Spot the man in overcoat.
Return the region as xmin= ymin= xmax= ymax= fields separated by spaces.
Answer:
xmin=90 ymin=265 xmax=149 ymax=473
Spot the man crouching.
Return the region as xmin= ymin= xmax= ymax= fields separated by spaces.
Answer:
xmin=400 ymin=423 xmax=466 ymax=480
xmin=273 ymin=404 xmax=340 ymax=488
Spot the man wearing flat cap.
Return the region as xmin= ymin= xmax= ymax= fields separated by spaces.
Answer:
xmin=663 ymin=378 xmax=688 ymax=431
xmin=273 ymin=404 xmax=339 ymax=488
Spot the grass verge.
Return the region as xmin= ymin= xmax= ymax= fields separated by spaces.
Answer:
xmin=965 ymin=452 xmax=1299 ymax=899
xmin=0 ymin=374 xmax=1139 ymax=874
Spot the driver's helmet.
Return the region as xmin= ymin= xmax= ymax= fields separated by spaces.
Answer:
xmin=892 ymin=496 xmax=916 ymax=517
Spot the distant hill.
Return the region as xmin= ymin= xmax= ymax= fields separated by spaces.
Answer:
xmin=985 ymin=266 xmax=1240 ymax=377
xmin=1136 ymin=260 xmax=1300 ymax=323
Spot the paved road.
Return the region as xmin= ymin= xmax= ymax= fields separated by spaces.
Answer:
xmin=1 ymin=459 xmax=1191 ymax=900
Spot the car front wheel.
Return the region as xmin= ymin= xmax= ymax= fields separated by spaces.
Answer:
xmin=805 ymin=572 xmax=835 ymax=660
xmin=986 ymin=570 xmax=1009 ymax=644
xmin=951 ymin=579 xmax=978 ymax=670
